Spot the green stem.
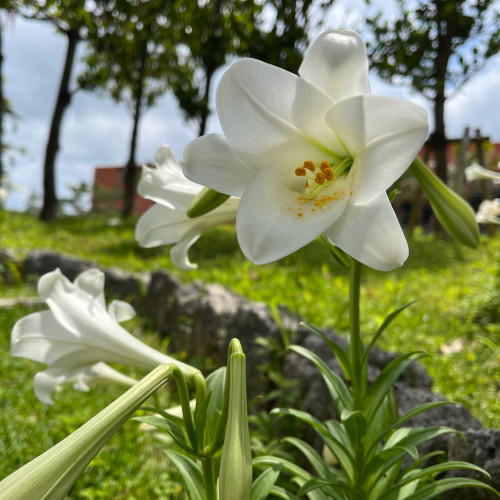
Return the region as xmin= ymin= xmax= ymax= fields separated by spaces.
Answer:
xmin=349 ymin=258 xmax=363 ymax=408
xmin=202 ymin=457 xmax=217 ymax=500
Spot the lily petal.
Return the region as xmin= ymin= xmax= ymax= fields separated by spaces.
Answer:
xmin=236 ymin=168 xmax=350 ymax=264
xmin=325 ymin=193 xmax=408 ymax=271
xmin=325 ymin=95 xmax=429 ymax=205
xmin=299 ymin=30 xmax=370 ymax=102
xmin=183 ymin=134 xmax=254 ymax=197
xmin=138 ymin=145 xmax=200 ymax=211
xmin=216 ymin=59 xmax=344 ymax=169
xmin=136 ymin=204 xmax=196 ymax=248
xmin=108 ymin=300 xmax=136 ymax=323
xmin=170 ymin=229 xmax=202 ymax=271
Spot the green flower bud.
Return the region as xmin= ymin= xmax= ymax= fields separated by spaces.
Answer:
xmin=410 ymin=158 xmax=479 ymax=248
xmin=187 ymin=187 xmax=230 ymax=218
xmin=219 ymin=352 xmax=252 ymax=500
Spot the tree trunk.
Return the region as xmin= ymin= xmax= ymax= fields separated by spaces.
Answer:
xmin=121 ymin=104 xmax=141 ymax=218
xmin=198 ymin=64 xmax=215 ymax=137
xmin=39 ymin=28 xmax=79 ymax=221
xmin=0 ymin=22 xmax=4 ymax=187
xmin=121 ymin=62 xmax=146 ymax=218
xmin=431 ymin=0 xmax=455 ymax=184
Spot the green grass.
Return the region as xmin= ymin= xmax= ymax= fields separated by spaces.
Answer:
xmin=1 ymin=211 xmax=500 ymax=496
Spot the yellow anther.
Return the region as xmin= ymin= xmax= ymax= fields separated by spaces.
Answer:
xmin=303 ymin=161 xmax=316 ymax=172
xmin=295 ymin=167 xmax=306 ymax=176
xmin=324 ymin=168 xmax=334 ymax=181
xmin=314 ymin=172 xmax=325 ymax=185
xmin=320 ymin=161 xmax=331 ymax=171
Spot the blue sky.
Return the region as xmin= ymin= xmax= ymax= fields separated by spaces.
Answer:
xmin=3 ymin=1 xmax=500 ymax=211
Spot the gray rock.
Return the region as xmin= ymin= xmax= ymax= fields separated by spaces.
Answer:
xmin=23 ymin=250 xmax=142 ymax=301
xmin=442 ymin=429 xmax=500 ymax=499
xmin=24 ymin=250 xmax=93 ymax=280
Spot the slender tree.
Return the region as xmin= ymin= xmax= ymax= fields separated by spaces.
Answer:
xmin=79 ymin=0 xmax=184 ymax=217
xmin=365 ymin=0 xmax=500 ymax=182
xmin=21 ymin=0 xmax=93 ymax=220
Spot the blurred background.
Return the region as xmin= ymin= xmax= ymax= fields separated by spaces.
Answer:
xmin=1 ymin=0 xmax=499 ymax=220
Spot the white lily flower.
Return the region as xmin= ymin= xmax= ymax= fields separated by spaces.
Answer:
xmin=135 ymin=145 xmax=240 ymax=270
xmin=11 ymin=268 xmax=196 ymax=404
xmin=183 ymin=30 xmax=429 ymax=271
xmin=476 ymin=198 xmax=500 ymax=224
xmin=465 ymin=162 xmax=500 ymax=184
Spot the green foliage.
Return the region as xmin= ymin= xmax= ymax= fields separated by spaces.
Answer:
xmin=2 ymin=211 xmax=500 ymax=426
xmin=365 ymin=0 xmax=500 ymax=99
xmin=266 ymin=330 xmax=498 ymax=499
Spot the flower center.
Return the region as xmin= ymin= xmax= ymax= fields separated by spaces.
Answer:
xmin=292 ymin=157 xmax=353 ymax=200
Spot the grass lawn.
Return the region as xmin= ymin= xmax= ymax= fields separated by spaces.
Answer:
xmin=1 ymin=210 xmax=499 ymax=496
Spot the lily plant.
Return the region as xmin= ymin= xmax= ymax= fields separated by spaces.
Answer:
xmin=135 ymin=145 xmax=239 ymax=270
xmin=3 ymin=28 xmax=497 ymax=500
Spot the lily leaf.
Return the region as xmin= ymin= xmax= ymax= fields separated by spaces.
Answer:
xmin=163 ymin=449 xmax=205 ymax=500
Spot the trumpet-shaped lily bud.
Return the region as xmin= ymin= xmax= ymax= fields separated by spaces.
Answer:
xmin=135 ymin=146 xmax=239 ymax=270
xmin=219 ymin=352 xmax=252 ymax=500
xmin=187 ymin=186 xmax=230 ymax=218
xmin=410 ymin=158 xmax=479 ymax=248
xmin=11 ymin=268 xmax=197 ymax=403
xmin=0 ymin=364 xmax=174 ymax=500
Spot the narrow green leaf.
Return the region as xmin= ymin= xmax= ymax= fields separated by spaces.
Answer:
xmin=134 ymin=416 xmax=194 ymax=455
xmin=284 ymin=436 xmax=352 ymax=489
xmin=364 ymin=352 xmax=426 ymax=421
xmin=298 ymin=477 xmax=352 ymax=497
xmin=300 ymin=321 xmax=352 ymax=379
xmin=252 ymin=456 xmax=312 ymax=480
xmin=341 ymin=410 xmax=367 ymax=450
xmin=268 ymin=486 xmax=301 ymax=500
xmin=384 ymin=426 xmax=460 ymax=451
xmin=380 ymin=461 xmax=492 ymax=500
xmin=163 ymin=449 xmax=205 ymax=500
xmin=402 ymin=477 xmax=500 ymax=500
xmin=289 ymin=345 xmax=353 ymax=413
xmin=273 ymin=408 xmax=355 ymax=480
xmin=321 ymin=235 xmax=352 ymax=269
xmin=364 ymin=300 xmax=418 ymax=359
xmin=205 ymin=367 xmax=226 ymax=446
xmin=367 ymin=401 xmax=453 ymax=457
xmin=250 ymin=464 xmax=282 ymax=500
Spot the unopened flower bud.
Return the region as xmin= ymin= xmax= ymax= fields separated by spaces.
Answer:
xmin=186 ymin=187 xmax=230 ymax=218
xmin=219 ymin=352 xmax=252 ymax=500
xmin=410 ymin=158 xmax=479 ymax=248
